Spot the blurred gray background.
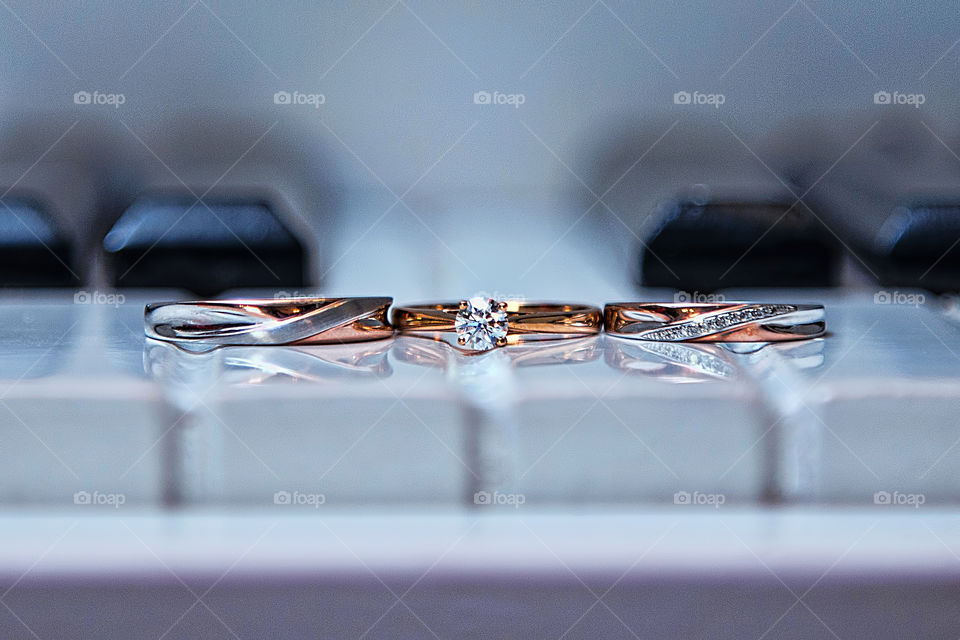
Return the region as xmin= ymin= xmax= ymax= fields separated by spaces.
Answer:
xmin=1 ymin=0 xmax=959 ymax=300
xmin=2 ymin=0 xmax=956 ymax=195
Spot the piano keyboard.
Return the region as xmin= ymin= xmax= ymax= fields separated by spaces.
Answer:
xmin=1 ymin=265 xmax=958 ymax=638
xmin=2 ymin=3 xmax=960 ymax=633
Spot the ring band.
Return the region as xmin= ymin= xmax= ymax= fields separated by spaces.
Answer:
xmin=392 ymin=297 xmax=602 ymax=351
xmin=604 ymin=302 xmax=825 ymax=342
xmin=145 ymin=297 xmax=393 ymax=347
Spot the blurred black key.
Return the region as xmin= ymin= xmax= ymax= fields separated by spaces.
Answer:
xmin=874 ymin=203 xmax=960 ymax=291
xmin=0 ymin=115 xmax=147 ymax=285
xmin=586 ymin=118 xmax=840 ymax=290
xmin=104 ymin=197 xmax=305 ymax=296
xmin=0 ymin=198 xmax=78 ymax=287
xmin=643 ymin=199 xmax=837 ymax=289
xmin=770 ymin=111 xmax=960 ymax=292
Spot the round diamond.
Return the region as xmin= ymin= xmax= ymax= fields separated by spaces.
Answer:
xmin=455 ymin=297 xmax=508 ymax=351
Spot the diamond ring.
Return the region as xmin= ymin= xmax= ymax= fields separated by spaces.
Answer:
xmin=145 ymin=297 xmax=393 ymax=348
xmin=604 ymin=302 xmax=825 ymax=342
xmin=391 ymin=297 xmax=602 ymax=352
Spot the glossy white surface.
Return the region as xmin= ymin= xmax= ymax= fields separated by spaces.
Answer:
xmin=1 ymin=284 xmax=959 ymax=638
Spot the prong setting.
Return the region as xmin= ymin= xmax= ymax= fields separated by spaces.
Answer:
xmin=454 ymin=296 xmax=509 ymax=351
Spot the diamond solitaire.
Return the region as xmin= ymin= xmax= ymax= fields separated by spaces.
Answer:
xmin=455 ymin=297 xmax=508 ymax=351
xmin=392 ymin=299 xmax=601 ymax=351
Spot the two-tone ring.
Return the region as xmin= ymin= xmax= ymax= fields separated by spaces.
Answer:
xmin=391 ymin=297 xmax=602 ymax=352
xmin=145 ymin=297 xmax=393 ymax=348
xmin=603 ymin=302 xmax=825 ymax=342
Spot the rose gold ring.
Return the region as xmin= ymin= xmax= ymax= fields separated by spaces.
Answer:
xmin=391 ymin=297 xmax=602 ymax=352
xmin=145 ymin=297 xmax=393 ymax=347
xmin=604 ymin=302 xmax=825 ymax=342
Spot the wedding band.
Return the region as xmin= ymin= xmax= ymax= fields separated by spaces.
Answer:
xmin=145 ymin=297 xmax=393 ymax=347
xmin=392 ymin=297 xmax=602 ymax=351
xmin=604 ymin=302 xmax=825 ymax=342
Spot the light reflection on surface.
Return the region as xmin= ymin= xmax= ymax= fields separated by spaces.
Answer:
xmin=605 ymin=336 xmax=826 ymax=383
xmin=144 ymin=338 xmax=393 ymax=393
xmin=390 ymin=335 xmax=601 ymax=371
xmin=604 ymin=337 xmax=741 ymax=383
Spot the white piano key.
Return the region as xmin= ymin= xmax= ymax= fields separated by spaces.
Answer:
xmin=724 ymin=289 xmax=960 ymax=504
xmin=496 ymin=337 xmax=769 ymax=504
xmin=162 ymin=340 xmax=467 ymax=505
xmin=0 ymin=293 xmax=167 ymax=506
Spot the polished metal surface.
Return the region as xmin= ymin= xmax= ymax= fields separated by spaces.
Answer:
xmin=145 ymin=296 xmax=393 ymax=347
xmin=392 ymin=299 xmax=602 ymax=351
xmin=604 ymin=301 xmax=826 ymax=342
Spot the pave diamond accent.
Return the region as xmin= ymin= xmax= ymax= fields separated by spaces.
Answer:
xmin=640 ymin=304 xmax=796 ymax=341
xmin=455 ymin=297 xmax=508 ymax=351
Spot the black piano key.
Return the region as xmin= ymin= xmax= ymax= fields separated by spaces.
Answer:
xmin=585 ymin=118 xmax=841 ymax=290
xmin=103 ymin=197 xmax=305 ymax=297
xmin=0 ymin=198 xmax=78 ymax=287
xmin=874 ymin=203 xmax=960 ymax=291
xmin=770 ymin=111 xmax=960 ymax=292
xmin=642 ymin=199 xmax=838 ymax=289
